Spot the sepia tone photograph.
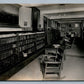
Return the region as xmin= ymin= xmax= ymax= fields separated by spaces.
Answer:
xmin=0 ymin=4 xmax=84 ymax=81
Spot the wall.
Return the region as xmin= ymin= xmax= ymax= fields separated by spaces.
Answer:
xmin=0 ymin=4 xmax=21 ymax=31
xmin=0 ymin=4 xmax=19 ymax=15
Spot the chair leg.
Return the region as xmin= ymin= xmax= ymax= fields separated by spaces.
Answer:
xmin=43 ymin=73 xmax=45 ymax=79
xmin=61 ymin=62 xmax=63 ymax=70
xmin=43 ymin=73 xmax=46 ymax=79
xmin=43 ymin=67 xmax=46 ymax=79
xmin=58 ymin=72 xmax=61 ymax=79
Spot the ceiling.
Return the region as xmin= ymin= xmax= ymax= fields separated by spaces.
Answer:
xmin=20 ymin=4 xmax=84 ymax=23
xmin=19 ymin=4 xmax=59 ymax=7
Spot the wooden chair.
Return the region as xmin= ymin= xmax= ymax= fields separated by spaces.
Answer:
xmin=39 ymin=54 xmax=63 ymax=79
xmin=39 ymin=44 xmax=65 ymax=79
xmin=43 ymin=61 xmax=62 ymax=78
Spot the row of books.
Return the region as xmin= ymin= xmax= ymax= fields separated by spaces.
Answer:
xmin=0 ymin=32 xmax=45 ymax=45
xmin=18 ymin=33 xmax=35 ymax=41
xmin=36 ymin=40 xmax=44 ymax=45
xmin=35 ymin=33 xmax=45 ymax=50
xmin=36 ymin=43 xmax=45 ymax=50
xmin=19 ymin=42 xmax=35 ymax=52
xmin=0 ymin=37 xmax=17 ymax=45
xmin=18 ymin=32 xmax=45 ymax=53
xmin=0 ymin=50 xmax=13 ymax=60
xmin=0 ymin=44 xmax=12 ymax=52
xmin=36 ymin=36 xmax=45 ymax=41
xmin=0 ymin=32 xmax=45 ymax=60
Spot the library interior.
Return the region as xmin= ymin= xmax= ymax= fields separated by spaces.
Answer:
xmin=0 ymin=4 xmax=84 ymax=80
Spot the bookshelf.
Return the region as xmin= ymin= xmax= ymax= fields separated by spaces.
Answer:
xmin=0 ymin=33 xmax=17 ymax=74
xmin=0 ymin=31 xmax=45 ymax=75
xmin=35 ymin=32 xmax=45 ymax=50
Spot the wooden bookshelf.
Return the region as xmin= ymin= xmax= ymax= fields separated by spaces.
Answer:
xmin=0 ymin=31 xmax=45 ymax=76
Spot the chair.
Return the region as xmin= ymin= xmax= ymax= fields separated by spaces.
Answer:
xmin=64 ymin=38 xmax=71 ymax=49
xmin=39 ymin=44 xmax=65 ymax=79
xmin=43 ymin=60 xmax=62 ymax=78
xmin=39 ymin=54 xmax=63 ymax=79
